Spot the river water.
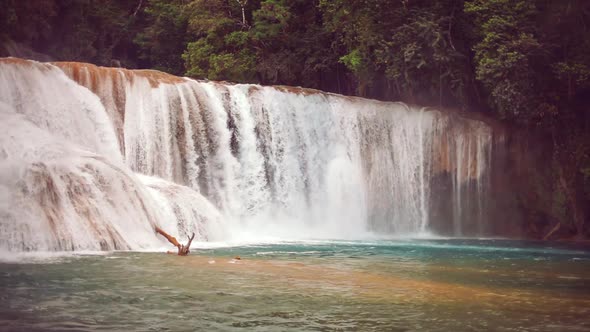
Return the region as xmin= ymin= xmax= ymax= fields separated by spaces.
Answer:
xmin=1 ymin=239 xmax=589 ymax=331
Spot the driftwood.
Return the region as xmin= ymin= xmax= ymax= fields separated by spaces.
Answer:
xmin=155 ymin=226 xmax=195 ymax=256
xmin=543 ymin=222 xmax=561 ymax=241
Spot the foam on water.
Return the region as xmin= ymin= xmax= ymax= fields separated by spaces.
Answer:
xmin=0 ymin=249 xmax=110 ymax=264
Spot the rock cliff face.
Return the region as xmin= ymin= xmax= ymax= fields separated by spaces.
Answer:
xmin=0 ymin=57 xmax=531 ymax=252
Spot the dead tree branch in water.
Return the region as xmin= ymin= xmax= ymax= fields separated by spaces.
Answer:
xmin=543 ymin=222 xmax=561 ymax=241
xmin=155 ymin=226 xmax=195 ymax=256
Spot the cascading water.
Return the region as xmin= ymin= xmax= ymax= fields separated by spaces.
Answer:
xmin=0 ymin=59 xmax=225 ymax=252
xmin=0 ymin=58 xmax=496 ymax=252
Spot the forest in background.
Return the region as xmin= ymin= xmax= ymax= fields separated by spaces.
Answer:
xmin=1 ymin=0 xmax=589 ymax=238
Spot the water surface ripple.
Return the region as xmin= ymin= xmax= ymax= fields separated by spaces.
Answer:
xmin=1 ymin=239 xmax=589 ymax=331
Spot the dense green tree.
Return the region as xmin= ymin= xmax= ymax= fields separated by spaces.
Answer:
xmin=1 ymin=0 xmax=142 ymax=67
xmin=535 ymin=0 xmax=590 ymax=237
xmin=321 ymin=0 xmax=476 ymax=107
xmin=252 ymin=0 xmax=340 ymax=90
xmin=181 ymin=0 xmax=257 ymax=82
xmin=320 ymin=0 xmax=383 ymax=96
xmin=0 ymin=0 xmax=57 ymax=47
xmin=465 ymin=0 xmax=543 ymax=120
xmin=134 ymin=0 xmax=188 ymax=75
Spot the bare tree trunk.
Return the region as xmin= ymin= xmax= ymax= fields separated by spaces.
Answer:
xmin=557 ymin=167 xmax=586 ymax=237
xmin=543 ymin=222 xmax=561 ymax=240
xmin=336 ymin=65 xmax=342 ymax=94
xmin=133 ymin=0 xmax=144 ymax=16
xmin=439 ymin=64 xmax=443 ymax=107
xmin=155 ymin=226 xmax=195 ymax=256
xmin=235 ymin=0 xmax=248 ymax=28
xmin=553 ymin=136 xmax=586 ymax=238
xmin=447 ymin=6 xmax=457 ymax=51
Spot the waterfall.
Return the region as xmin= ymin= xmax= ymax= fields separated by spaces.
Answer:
xmin=0 ymin=59 xmax=224 ymax=252
xmin=0 ymin=58 xmax=496 ymax=252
